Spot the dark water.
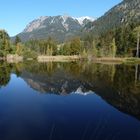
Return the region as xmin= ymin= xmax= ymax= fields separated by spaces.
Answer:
xmin=0 ymin=61 xmax=140 ymax=140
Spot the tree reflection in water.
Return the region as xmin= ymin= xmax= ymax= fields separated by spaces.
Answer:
xmin=0 ymin=60 xmax=140 ymax=120
xmin=0 ymin=61 xmax=12 ymax=87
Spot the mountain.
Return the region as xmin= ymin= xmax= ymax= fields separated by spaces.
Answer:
xmin=14 ymin=15 xmax=94 ymax=42
xmin=76 ymin=16 xmax=95 ymax=26
xmin=85 ymin=0 xmax=140 ymax=35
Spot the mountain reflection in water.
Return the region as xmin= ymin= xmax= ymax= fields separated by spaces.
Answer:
xmin=0 ymin=61 xmax=140 ymax=140
xmin=1 ymin=61 xmax=140 ymax=118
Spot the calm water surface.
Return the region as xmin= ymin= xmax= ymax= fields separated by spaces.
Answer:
xmin=0 ymin=61 xmax=140 ymax=140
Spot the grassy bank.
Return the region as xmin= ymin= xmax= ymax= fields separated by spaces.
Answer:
xmin=1 ymin=54 xmax=140 ymax=64
xmin=92 ymin=57 xmax=123 ymax=63
xmin=37 ymin=55 xmax=83 ymax=62
xmin=6 ymin=54 xmax=23 ymax=63
xmin=38 ymin=56 xmax=140 ymax=64
xmin=123 ymin=58 xmax=140 ymax=64
xmin=92 ymin=57 xmax=140 ymax=64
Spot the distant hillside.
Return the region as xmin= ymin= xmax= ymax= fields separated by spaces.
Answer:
xmin=13 ymin=15 xmax=94 ymax=42
xmin=85 ymin=0 xmax=140 ymax=35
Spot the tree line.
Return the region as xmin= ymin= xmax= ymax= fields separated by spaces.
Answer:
xmin=85 ymin=22 xmax=140 ymax=58
xmin=0 ymin=22 xmax=140 ymax=59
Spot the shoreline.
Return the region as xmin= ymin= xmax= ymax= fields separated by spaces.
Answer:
xmin=1 ymin=55 xmax=140 ymax=64
xmin=92 ymin=57 xmax=140 ymax=64
xmin=37 ymin=55 xmax=83 ymax=62
xmin=92 ymin=57 xmax=124 ymax=63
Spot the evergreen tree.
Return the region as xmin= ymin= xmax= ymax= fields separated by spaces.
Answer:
xmin=0 ymin=30 xmax=11 ymax=57
xmin=69 ymin=37 xmax=81 ymax=55
xmin=14 ymin=36 xmax=21 ymax=46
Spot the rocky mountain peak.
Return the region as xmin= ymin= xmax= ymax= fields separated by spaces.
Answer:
xmin=15 ymin=15 xmax=94 ymax=42
xmin=23 ymin=15 xmax=94 ymax=33
xmin=75 ymin=16 xmax=94 ymax=25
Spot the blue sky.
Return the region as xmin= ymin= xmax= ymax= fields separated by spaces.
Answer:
xmin=0 ymin=0 xmax=122 ymax=36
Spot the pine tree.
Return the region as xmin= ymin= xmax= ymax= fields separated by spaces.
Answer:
xmin=14 ymin=36 xmax=21 ymax=46
xmin=0 ymin=30 xmax=10 ymax=57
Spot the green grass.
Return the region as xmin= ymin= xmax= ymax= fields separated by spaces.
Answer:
xmin=123 ymin=57 xmax=140 ymax=64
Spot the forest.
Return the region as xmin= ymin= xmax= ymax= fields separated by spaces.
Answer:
xmin=0 ymin=22 xmax=140 ymax=60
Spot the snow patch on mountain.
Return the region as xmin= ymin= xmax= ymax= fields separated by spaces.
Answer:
xmin=61 ymin=15 xmax=69 ymax=23
xmin=61 ymin=15 xmax=70 ymax=31
xmin=23 ymin=15 xmax=94 ymax=33
xmin=75 ymin=16 xmax=94 ymax=25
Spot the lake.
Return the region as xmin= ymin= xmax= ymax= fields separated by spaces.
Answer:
xmin=0 ymin=61 xmax=140 ymax=140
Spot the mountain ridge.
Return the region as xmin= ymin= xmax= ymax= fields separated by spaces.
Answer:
xmin=14 ymin=15 xmax=94 ymax=42
xmin=85 ymin=0 xmax=140 ymax=35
